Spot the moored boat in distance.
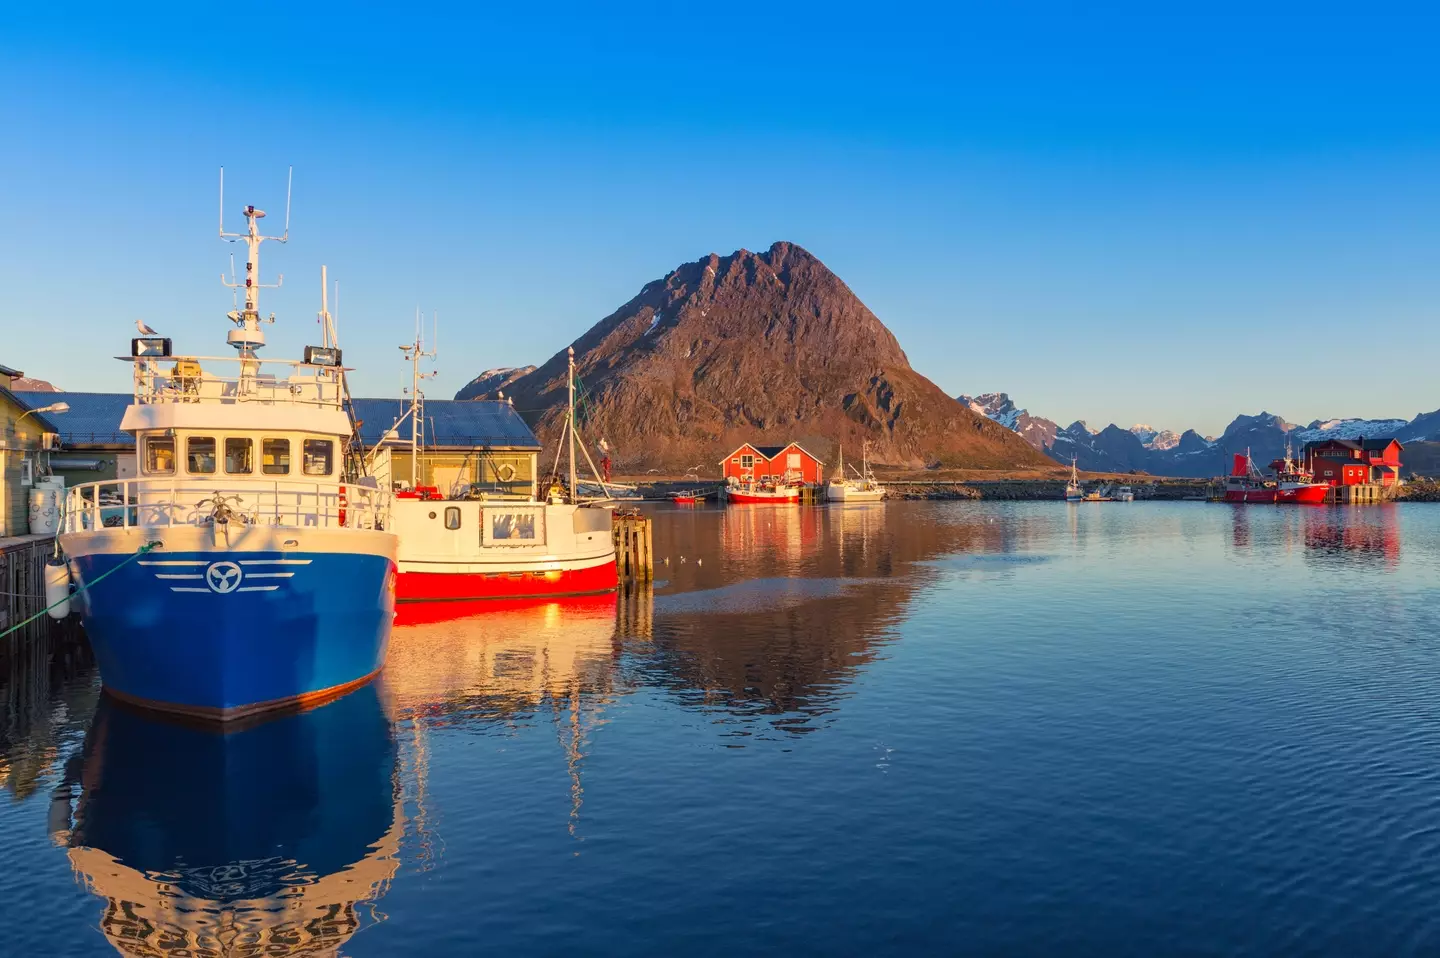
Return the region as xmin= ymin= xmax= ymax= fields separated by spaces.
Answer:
xmin=58 ymin=177 xmax=397 ymax=721
xmin=1064 ymin=457 xmax=1084 ymax=502
xmin=826 ymin=442 xmax=885 ymax=502
xmin=722 ymin=478 xmax=802 ymax=504
xmin=1113 ymin=485 xmax=1136 ymax=501
xmin=1222 ymin=449 xmax=1328 ymax=504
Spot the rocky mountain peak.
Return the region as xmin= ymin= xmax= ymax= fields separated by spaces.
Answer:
xmin=493 ymin=243 xmax=1048 ymax=471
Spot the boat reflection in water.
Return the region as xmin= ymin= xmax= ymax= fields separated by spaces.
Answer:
xmin=388 ymin=593 xmax=622 ymax=837
xmin=55 ymin=683 xmax=402 ymax=956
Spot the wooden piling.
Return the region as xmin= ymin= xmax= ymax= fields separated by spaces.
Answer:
xmin=612 ymin=512 xmax=653 ymax=584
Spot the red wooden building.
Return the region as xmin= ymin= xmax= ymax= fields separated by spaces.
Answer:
xmin=1303 ymin=437 xmax=1402 ymax=487
xmin=719 ymin=442 xmax=824 ymax=485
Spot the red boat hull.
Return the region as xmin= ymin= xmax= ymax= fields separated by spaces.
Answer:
xmin=725 ymin=489 xmax=800 ymax=504
xmin=396 ymin=558 xmax=618 ymax=604
xmin=672 ymin=496 xmax=700 ymax=504
xmin=1224 ymin=484 xmax=1329 ymax=504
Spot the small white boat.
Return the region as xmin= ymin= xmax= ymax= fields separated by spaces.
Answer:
xmin=1064 ymin=457 xmax=1083 ymax=502
xmin=827 ymin=442 xmax=884 ymax=502
xmin=1113 ymin=485 xmax=1135 ymax=502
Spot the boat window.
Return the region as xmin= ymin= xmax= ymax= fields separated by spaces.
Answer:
xmin=444 ymin=506 xmax=462 ymax=530
xmin=187 ymin=436 xmax=216 ymax=474
xmin=225 ymin=437 xmax=253 ymax=474
xmin=303 ymin=439 xmax=333 ymax=476
xmin=144 ymin=436 xmax=175 ymax=475
xmin=491 ymin=512 xmax=538 ymax=540
xmin=261 ymin=438 xmax=290 ymax=475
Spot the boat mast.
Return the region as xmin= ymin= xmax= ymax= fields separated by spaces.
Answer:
xmin=400 ymin=309 xmax=437 ymax=489
xmin=567 ymin=347 xmax=578 ymax=501
xmin=219 ymin=167 xmax=291 ymax=376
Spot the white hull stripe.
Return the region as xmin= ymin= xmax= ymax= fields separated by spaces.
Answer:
xmin=243 ymin=572 xmax=294 ymax=579
xmin=140 ymin=560 xmax=207 ymax=567
xmin=239 ymin=559 xmax=313 ymax=566
xmin=155 ymin=574 xmax=204 ymax=580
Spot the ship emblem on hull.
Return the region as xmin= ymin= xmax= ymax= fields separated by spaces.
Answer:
xmin=205 ymin=561 xmax=244 ymax=593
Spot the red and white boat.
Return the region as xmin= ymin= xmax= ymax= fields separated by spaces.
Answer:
xmin=722 ymin=477 xmax=802 ymax=504
xmin=1222 ymin=451 xmax=1329 ymax=504
xmin=383 ymin=344 xmax=618 ymax=605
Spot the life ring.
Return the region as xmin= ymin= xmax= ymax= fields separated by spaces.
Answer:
xmin=496 ymin=462 xmax=516 ymax=483
xmin=338 ymin=484 xmax=348 ymax=527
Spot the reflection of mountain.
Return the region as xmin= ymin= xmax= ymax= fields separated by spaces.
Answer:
xmin=642 ymin=503 xmax=1038 ymax=739
xmin=59 ymin=686 xmax=402 ymax=957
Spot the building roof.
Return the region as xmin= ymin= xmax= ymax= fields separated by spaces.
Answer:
xmin=14 ymin=392 xmax=541 ymax=451
xmin=0 ymin=363 xmax=23 ymax=378
xmin=351 ymin=398 xmax=540 ymax=450
xmin=1360 ymin=437 xmax=1402 ymax=451
xmin=15 ymin=391 xmax=132 ymax=445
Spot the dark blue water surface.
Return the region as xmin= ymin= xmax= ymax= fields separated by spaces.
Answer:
xmin=5 ymin=502 xmax=1440 ymax=956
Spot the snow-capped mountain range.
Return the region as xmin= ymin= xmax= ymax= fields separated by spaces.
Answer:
xmin=958 ymin=393 xmax=1439 ymax=477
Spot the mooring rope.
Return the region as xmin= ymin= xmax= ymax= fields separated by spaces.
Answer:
xmin=0 ymin=542 xmax=160 ymax=641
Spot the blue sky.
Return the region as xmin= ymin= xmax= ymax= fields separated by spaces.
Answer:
xmin=3 ymin=3 xmax=1439 ymax=436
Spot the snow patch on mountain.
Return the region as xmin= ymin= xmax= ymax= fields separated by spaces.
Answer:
xmin=1292 ymin=418 xmax=1410 ymax=442
xmin=1129 ymin=424 xmax=1181 ymax=451
xmin=959 ymin=392 xmax=1021 ymax=430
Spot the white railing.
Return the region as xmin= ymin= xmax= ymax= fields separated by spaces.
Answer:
xmin=63 ymin=477 xmax=390 ymax=533
xmin=129 ymin=356 xmax=345 ymax=409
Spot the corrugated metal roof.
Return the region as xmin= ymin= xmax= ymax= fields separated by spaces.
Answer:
xmin=13 ymin=391 xmax=128 ymax=444
xmin=352 ymin=398 xmax=539 ymax=450
xmin=15 ymin=392 xmax=541 ymax=452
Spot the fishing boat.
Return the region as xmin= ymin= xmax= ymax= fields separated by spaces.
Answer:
xmin=383 ymin=344 xmax=618 ymax=604
xmin=1113 ymin=485 xmax=1136 ymax=502
xmin=671 ymin=491 xmax=706 ymax=504
xmin=826 ymin=442 xmax=884 ymax=502
xmin=1064 ymin=457 xmax=1084 ymax=502
xmin=722 ymin=477 xmax=802 ymax=504
xmin=57 ymin=177 xmax=397 ymax=721
xmin=1222 ymin=449 xmax=1328 ymax=504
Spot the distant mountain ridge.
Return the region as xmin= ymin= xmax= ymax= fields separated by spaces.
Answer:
xmin=475 ymin=242 xmax=1050 ymax=471
xmin=961 ymin=393 xmax=1440 ymax=476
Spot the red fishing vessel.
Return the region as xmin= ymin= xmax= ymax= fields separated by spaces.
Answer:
xmin=722 ymin=478 xmax=802 ymax=504
xmin=1222 ymin=450 xmax=1328 ymax=504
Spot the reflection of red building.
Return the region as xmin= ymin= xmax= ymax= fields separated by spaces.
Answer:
xmin=719 ymin=443 xmax=824 ymax=485
xmin=1304 ymin=438 xmax=1402 ymax=487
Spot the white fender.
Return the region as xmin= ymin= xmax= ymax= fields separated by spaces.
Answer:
xmin=45 ymin=559 xmax=72 ymax=620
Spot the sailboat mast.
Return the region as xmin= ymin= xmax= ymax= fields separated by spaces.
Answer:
xmin=567 ymin=347 xmax=578 ymax=500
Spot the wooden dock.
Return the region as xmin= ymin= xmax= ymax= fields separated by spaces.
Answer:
xmin=612 ymin=512 xmax=653 ymax=585
xmin=1329 ymin=483 xmax=1391 ymax=504
xmin=0 ymin=534 xmax=59 ymax=640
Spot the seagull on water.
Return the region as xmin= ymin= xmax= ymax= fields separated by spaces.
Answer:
xmin=135 ymin=319 xmax=159 ymax=335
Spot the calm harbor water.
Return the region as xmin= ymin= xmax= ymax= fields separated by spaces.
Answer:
xmin=4 ymin=501 xmax=1440 ymax=955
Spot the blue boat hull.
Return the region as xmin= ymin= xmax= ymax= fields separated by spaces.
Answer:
xmin=69 ymin=547 xmax=396 ymax=719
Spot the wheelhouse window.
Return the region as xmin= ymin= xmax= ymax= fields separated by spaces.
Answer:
xmin=225 ymin=437 xmax=253 ymax=474
xmin=144 ymin=436 xmax=175 ymax=475
xmin=187 ymin=436 xmax=216 ymax=474
xmin=491 ymin=512 xmax=538 ymax=540
xmin=303 ymin=439 xmax=334 ymax=476
xmin=444 ymin=506 xmax=462 ymax=530
xmin=262 ymin=438 xmax=290 ymax=475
